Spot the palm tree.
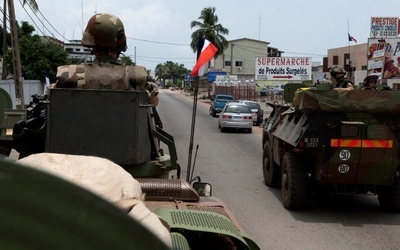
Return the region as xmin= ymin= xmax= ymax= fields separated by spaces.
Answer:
xmin=190 ymin=7 xmax=229 ymax=58
xmin=22 ymin=0 xmax=38 ymax=10
xmin=155 ymin=63 xmax=168 ymax=86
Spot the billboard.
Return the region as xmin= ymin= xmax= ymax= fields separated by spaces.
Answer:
xmin=367 ymin=38 xmax=400 ymax=79
xmin=370 ymin=17 xmax=399 ymax=38
xmin=255 ymin=57 xmax=312 ymax=81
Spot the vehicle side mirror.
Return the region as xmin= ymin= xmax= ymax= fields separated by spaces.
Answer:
xmin=193 ymin=182 xmax=212 ymax=197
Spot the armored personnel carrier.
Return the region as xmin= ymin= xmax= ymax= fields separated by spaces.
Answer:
xmin=0 ymin=87 xmax=260 ymax=249
xmin=262 ymin=83 xmax=400 ymax=212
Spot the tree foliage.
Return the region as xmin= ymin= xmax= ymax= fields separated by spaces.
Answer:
xmin=155 ymin=61 xmax=189 ymax=86
xmin=190 ymin=7 xmax=229 ymax=58
xmin=4 ymin=21 xmax=70 ymax=82
xmin=118 ymin=55 xmax=135 ymax=66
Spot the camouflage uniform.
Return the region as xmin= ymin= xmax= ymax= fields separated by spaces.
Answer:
xmin=53 ymin=13 xmax=159 ymax=105
xmin=328 ymin=65 xmax=353 ymax=89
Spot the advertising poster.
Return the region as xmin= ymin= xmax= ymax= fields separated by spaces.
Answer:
xmin=370 ymin=17 xmax=399 ymax=38
xmin=367 ymin=38 xmax=400 ymax=79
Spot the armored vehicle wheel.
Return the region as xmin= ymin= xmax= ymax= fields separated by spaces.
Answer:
xmin=281 ymin=151 xmax=309 ymax=210
xmin=262 ymin=141 xmax=280 ymax=187
xmin=378 ymin=184 xmax=400 ymax=212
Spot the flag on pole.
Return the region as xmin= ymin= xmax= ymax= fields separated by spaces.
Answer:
xmin=190 ymin=39 xmax=218 ymax=76
xmin=348 ymin=33 xmax=357 ymax=43
xmin=44 ymin=69 xmax=50 ymax=94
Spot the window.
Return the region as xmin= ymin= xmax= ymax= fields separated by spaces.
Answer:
xmin=224 ymin=61 xmax=231 ymax=67
xmin=235 ymin=61 xmax=243 ymax=67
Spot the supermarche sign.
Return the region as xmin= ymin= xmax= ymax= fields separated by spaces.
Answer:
xmin=255 ymin=57 xmax=312 ymax=81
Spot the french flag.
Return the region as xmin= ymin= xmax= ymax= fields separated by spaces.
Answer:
xmin=190 ymin=39 xmax=218 ymax=76
xmin=348 ymin=33 xmax=357 ymax=43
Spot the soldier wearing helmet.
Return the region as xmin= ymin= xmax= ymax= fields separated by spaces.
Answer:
xmin=81 ymin=13 xmax=127 ymax=63
xmin=328 ymin=65 xmax=354 ymax=90
xmin=362 ymin=75 xmax=379 ymax=90
xmin=54 ymin=13 xmax=159 ymax=106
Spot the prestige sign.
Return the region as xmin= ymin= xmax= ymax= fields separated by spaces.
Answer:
xmin=255 ymin=57 xmax=312 ymax=81
xmin=370 ymin=17 xmax=399 ymax=38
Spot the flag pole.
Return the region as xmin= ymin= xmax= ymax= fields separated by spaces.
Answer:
xmin=186 ymin=75 xmax=199 ymax=182
xmin=347 ymin=19 xmax=352 ymax=80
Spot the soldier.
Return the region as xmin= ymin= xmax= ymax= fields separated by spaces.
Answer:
xmin=55 ymin=13 xmax=159 ymax=106
xmin=362 ymin=75 xmax=379 ymax=90
xmin=328 ymin=65 xmax=354 ymax=90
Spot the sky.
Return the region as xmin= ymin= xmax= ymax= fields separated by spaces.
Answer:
xmin=12 ymin=0 xmax=400 ymax=73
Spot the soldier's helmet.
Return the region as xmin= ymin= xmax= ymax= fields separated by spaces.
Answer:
xmin=328 ymin=65 xmax=346 ymax=82
xmin=82 ymin=13 xmax=127 ymax=54
xmin=363 ymin=75 xmax=379 ymax=87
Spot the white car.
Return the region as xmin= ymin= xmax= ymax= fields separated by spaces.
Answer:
xmin=237 ymin=100 xmax=264 ymax=126
xmin=218 ymin=102 xmax=253 ymax=133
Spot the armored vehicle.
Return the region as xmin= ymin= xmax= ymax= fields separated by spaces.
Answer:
xmin=262 ymin=83 xmax=400 ymax=212
xmin=1 ymin=87 xmax=260 ymax=249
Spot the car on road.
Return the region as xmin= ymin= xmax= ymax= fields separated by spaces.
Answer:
xmin=218 ymin=102 xmax=253 ymax=133
xmin=237 ymin=100 xmax=264 ymax=126
xmin=209 ymin=94 xmax=234 ymax=117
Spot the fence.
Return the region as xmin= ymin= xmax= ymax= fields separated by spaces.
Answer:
xmin=214 ymin=85 xmax=257 ymax=101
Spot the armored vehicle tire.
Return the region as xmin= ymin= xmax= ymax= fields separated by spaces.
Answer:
xmin=378 ymin=184 xmax=400 ymax=212
xmin=281 ymin=151 xmax=309 ymax=210
xmin=262 ymin=141 xmax=280 ymax=188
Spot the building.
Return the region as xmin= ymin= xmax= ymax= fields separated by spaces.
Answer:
xmin=63 ymin=40 xmax=95 ymax=64
xmin=213 ymin=38 xmax=283 ymax=83
xmin=323 ymin=43 xmax=369 ymax=85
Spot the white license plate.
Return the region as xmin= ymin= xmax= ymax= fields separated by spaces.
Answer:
xmin=233 ymin=116 xmax=241 ymax=119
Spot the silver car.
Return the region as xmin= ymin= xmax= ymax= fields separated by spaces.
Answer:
xmin=218 ymin=102 xmax=253 ymax=133
xmin=237 ymin=100 xmax=264 ymax=126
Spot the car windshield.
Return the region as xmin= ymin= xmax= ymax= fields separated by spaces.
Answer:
xmin=245 ymin=102 xmax=260 ymax=110
xmin=226 ymin=106 xmax=250 ymax=113
xmin=218 ymin=96 xmax=234 ymax=101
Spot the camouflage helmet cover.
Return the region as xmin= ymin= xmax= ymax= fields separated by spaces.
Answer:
xmin=328 ymin=65 xmax=346 ymax=82
xmin=363 ymin=75 xmax=379 ymax=86
xmin=82 ymin=13 xmax=127 ymax=53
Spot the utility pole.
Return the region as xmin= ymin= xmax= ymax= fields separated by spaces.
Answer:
xmin=2 ymin=0 xmax=8 ymax=80
xmin=230 ymin=43 xmax=234 ymax=75
xmin=8 ymin=0 xmax=25 ymax=108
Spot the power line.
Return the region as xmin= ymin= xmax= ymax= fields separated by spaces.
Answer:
xmin=18 ymin=0 xmax=69 ymax=42
xmin=127 ymin=37 xmax=190 ymax=46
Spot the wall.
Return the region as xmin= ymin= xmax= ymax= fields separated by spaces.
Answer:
xmin=0 ymin=80 xmax=44 ymax=108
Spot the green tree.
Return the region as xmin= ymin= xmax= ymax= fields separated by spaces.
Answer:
xmin=5 ymin=21 xmax=69 ymax=82
xmin=155 ymin=61 xmax=189 ymax=87
xmin=190 ymin=7 xmax=229 ymax=58
xmin=22 ymin=0 xmax=38 ymax=11
xmin=118 ymin=55 xmax=135 ymax=66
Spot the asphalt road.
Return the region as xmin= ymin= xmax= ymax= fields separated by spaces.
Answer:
xmin=158 ymin=89 xmax=400 ymax=250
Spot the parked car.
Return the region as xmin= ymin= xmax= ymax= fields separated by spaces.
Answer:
xmin=209 ymin=94 xmax=234 ymax=117
xmin=237 ymin=100 xmax=264 ymax=126
xmin=218 ymin=102 xmax=253 ymax=133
